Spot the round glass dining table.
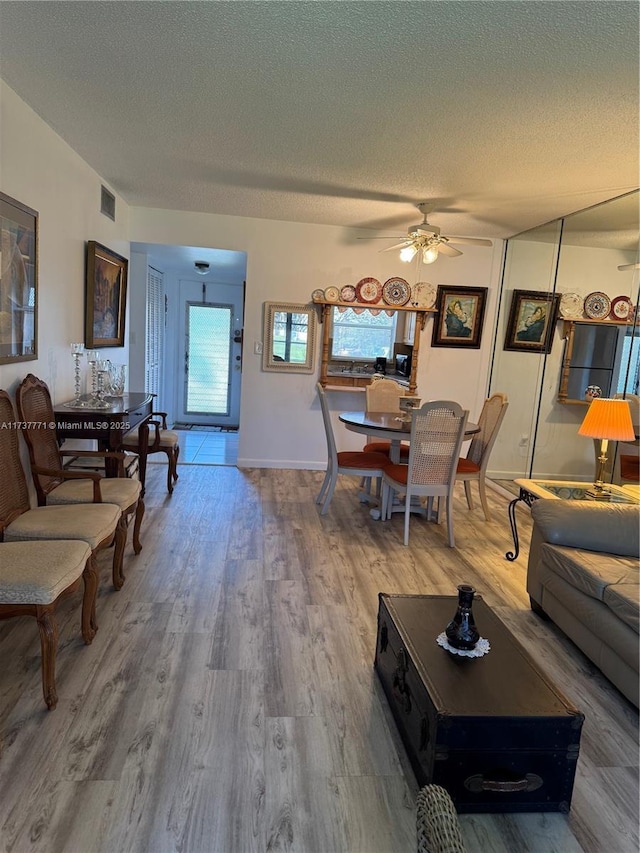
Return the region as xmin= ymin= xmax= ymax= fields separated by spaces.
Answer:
xmin=339 ymin=411 xmax=480 ymax=463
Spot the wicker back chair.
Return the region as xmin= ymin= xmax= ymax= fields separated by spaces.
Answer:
xmin=416 ymin=785 xmax=467 ymax=853
xmin=382 ymin=401 xmax=468 ymax=546
xmin=362 ymin=377 xmax=410 ymax=460
xmin=0 ymin=389 xmax=121 ymax=610
xmin=16 ymin=374 xmax=144 ymax=579
xmin=456 ymin=392 xmax=509 ymax=520
xmin=315 ymin=382 xmax=391 ymax=515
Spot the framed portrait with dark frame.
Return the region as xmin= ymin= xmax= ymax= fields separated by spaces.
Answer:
xmin=85 ymin=240 xmax=128 ymax=348
xmin=431 ymin=285 xmax=488 ymax=349
xmin=0 ymin=191 xmax=38 ymax=364
xmin=503 ymin=289 xmax=560 ymax=353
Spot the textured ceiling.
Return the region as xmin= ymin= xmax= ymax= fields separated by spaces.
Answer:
xmin=0 ymin=0 xmax=638 ymax=244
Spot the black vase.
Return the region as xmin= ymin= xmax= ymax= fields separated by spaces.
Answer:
xmin=445 ymin=584 xmax=480 ymax=650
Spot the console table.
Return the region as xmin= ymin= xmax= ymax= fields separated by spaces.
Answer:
xmin=53 ymin=392 xmax=154 ymax=491
xmin=506 ymin=477 xmax=640 ymax=561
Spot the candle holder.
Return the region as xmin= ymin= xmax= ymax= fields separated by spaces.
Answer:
xmin=64 ymin=343 xmax=87 ymax=408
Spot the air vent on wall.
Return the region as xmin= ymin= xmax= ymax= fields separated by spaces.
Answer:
xmin=100 ymin=185 xmax=116 ymax=221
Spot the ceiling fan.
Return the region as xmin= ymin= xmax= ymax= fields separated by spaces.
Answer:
xmin=618 ymin=262 xmax=640 ymax=270
xmin=363 ymin=202 xmax=493 ymax=264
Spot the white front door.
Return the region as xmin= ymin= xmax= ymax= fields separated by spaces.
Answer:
xmin=176 ymin=279 xmax=244 ymax=427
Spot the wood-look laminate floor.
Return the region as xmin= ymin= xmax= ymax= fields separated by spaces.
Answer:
xmin=0 ymin=466 xmax=637 ymax=853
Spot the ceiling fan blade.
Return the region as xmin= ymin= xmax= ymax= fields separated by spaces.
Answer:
xmin=446 ymin=236 xmax=493 ymax=247
xmin=437 ymin=243 xmax=463 ymax=257
xmin=379 ymin=241 xmax=414 ymax=253
xmin=618 ymin=262 xmax=640 ymax=270
xmin=356 ymin=235 xmax=406 ymax=240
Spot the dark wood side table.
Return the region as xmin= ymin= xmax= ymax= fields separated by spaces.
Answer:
xmin=53 ymin=392 xmax=153 ymax=494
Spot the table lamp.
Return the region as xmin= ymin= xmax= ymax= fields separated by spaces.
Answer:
xmin=578 ymin=398 xmax=635 ymax=499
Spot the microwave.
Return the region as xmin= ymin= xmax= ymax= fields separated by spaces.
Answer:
xmin=395 ymin=354 xmax=410 ymax=377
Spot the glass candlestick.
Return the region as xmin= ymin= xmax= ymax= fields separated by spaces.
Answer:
xmin=64 ymin=343 xmax=86 ymax=408
xmin=85 ymin=350 xmax=101 ymax=403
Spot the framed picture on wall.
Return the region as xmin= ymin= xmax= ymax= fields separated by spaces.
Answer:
xmin=85 ymin=241 xmax=128 ymax=348
xmin=431 ymin=285 xmax=488 ymax=348
xmin=503 ymin=289 xmax=560 ymax=353
xmin=0 ymin=191 xmax=38 ymax=364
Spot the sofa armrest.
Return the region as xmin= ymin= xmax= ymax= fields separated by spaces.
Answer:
xmin=530 ymin=500 xmax=639 ymax=557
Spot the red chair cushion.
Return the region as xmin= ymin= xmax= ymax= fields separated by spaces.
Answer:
xmin=620 ymin=455 xmax=640 ymax=482
xmin=337 ymin=451 xmax=390 ymax=470
xmin=363 ymin=440 xmax=410 ymax=459
xmin=456 ymin=458 xmax=480 ymax=474
xmin=384 ymin=462 xmax=409 ymax=485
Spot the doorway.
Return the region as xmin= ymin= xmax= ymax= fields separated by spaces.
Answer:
xmin=177 ymin=279 xmax=244 ymax=428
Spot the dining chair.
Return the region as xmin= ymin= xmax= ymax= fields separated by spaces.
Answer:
xmin=0 ymin=538 xmax=97 ymax=709
xmin=315 ymin=382 xmax=391 ymax=515
xmin=0 ymin=389 xmax=122 ymax=615
xmin=455 ymin=392 xmax=509 ymax=521
xmin=121 ymin=411 xmax=180 ymax=495
xmin=362 ymin=377 xmax=410 ymax=460
xmin=381 ymin=401 xmax=468 ymax=546
xmin=16 ymin=374 xmax=144 ymax=584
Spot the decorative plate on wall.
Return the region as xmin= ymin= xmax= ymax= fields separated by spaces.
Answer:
xmin=323 ymin=286 xmax=340 ymax=303
xmin=311 ymin=288 xmax=325 ymax=303
xmin=610 ymin=295 xmax=633 ymax=320
xmin=584 ymin=291 xmax=611 ymax=320
xmin=340 ymin=285 xmax=357 ymax=302
xmin=558 ymin=292 xmax=584 ymax=320
xmin=355 ymin=277 xmax=382 ymax=304
xmin=382 ymin=277 xmax=411 ymax=306
xmin=410 ymin=282 xmax=437 ymax=309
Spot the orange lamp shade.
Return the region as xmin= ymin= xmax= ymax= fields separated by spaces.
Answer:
xmin=578 ymin=398 xmax=635 ymax=441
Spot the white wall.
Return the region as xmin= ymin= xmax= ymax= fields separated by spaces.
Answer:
xmin=130 ymin=208 xmax=504 ymax=468
xmin=0 ymin=82 xmax=131 ymax=400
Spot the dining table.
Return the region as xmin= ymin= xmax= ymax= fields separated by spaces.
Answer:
xmin=339 ymin=411 xmax=480 ymax=462
xmin=339 ymin=410 xmax=480 ymax=520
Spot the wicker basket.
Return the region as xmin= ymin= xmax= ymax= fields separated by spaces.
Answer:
xmin=416 ymin=785 xmax=467 ymax=853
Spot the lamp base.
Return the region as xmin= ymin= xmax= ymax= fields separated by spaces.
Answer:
xmin=585 ymin=486 xmax=613 ymax=501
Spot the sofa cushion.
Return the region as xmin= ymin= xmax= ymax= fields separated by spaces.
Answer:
xmin=531 ymin=501 xmax=639 ymax=557
xmin=539 ymin=543 xmax=639 ymax=635
xmin=603 ymin=583 xmax=640 ymax=634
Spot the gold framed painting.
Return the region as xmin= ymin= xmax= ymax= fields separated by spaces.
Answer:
xmin=431 ymin=285 xmax=488 ymax=349
xmin=504 ymin=289 xmax=560 ymax=353
xmin=0 ymin=191 xmax=38 ymax=364
xmin=85 ymin=240 xmax=128 ymax=348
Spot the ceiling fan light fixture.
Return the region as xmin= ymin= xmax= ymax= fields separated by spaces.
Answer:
xmin=422 ymin=245 xmax=439 ymax=264
xmin=399 ymin=245 xmax=418 ymax=262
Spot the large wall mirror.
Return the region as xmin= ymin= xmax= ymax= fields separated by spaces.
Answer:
xmin=262 ymin=302 xmax=317 ymax=373
xmin=489 ymin=190 xmax=639 ymax=487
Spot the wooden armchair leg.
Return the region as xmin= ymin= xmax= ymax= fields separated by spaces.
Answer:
xmin=132 ymin=498 xmax=145 ymax=554
xmin=112 ymin=519 xmax=127 ymax=590
xmin=81 ymin=555 xmax=99 ymax=644
xmin=35 ymin=604 xmax=59 ymax=710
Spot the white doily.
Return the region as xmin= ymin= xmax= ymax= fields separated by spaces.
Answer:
xmin=436 ymin=632 xmax=491 ymax=658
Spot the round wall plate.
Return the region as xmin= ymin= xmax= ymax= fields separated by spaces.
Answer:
xmin=583 ymin=291 xmax=611 ymax=320
xmin=610 ymin=295 xmax=633 ymax=320
xmin=382 ymin=277 xmax=411 ymax=306
xmin=355 ymin=277 xmax=382 ymax=304
xmin=323 ymin=286 xmax=340 ymax=303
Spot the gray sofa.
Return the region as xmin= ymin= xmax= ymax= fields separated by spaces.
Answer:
xmin=527 ymin=500 xmax=639 ymax=707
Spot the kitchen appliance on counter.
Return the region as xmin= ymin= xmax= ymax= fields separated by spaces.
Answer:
xmin=374 ymin=357 xmax=387 ymax=375
xmin=395 ymin=353 xmax=410 ymax=377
